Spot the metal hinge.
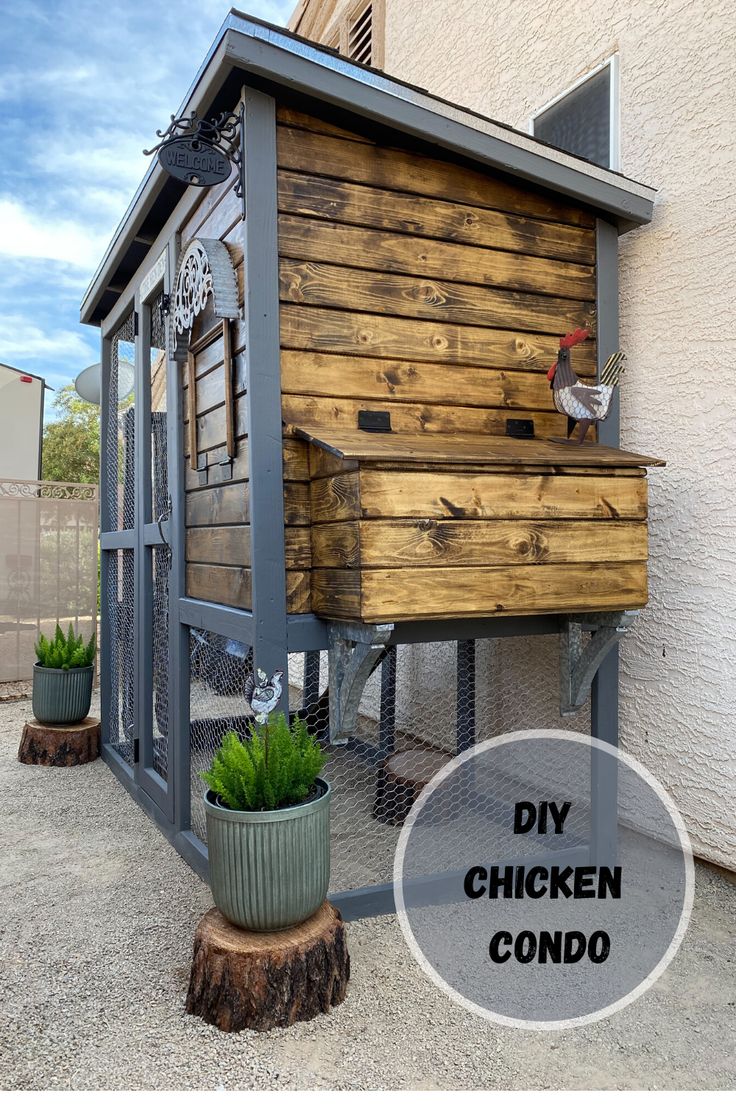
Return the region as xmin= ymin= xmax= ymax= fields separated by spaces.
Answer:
xmin=134 ymin=311 xmax=139 ymax=337
xmin=133 ymin=736 xmax=140 ymax=764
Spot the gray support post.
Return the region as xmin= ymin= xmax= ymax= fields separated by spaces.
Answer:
xmin=166 ymin=234 xmax=192 ymax=833
xmin=379 ymin=645 xmax=397 ymax=756
xmin=99 ymin=334 xmax=113 ymax=751
xmin=242 ymin=86 xmax=289 ymax=717
xmin=134 ymin=292 xmax=152 ymax=785
xmin=456 ymin=639 xmax=476 ymax=754
xmin=591 ymin=218 xmax=621 ymax=864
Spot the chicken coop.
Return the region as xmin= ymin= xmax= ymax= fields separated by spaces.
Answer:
xmin=81 ymin=12 xmax=661 ymax=916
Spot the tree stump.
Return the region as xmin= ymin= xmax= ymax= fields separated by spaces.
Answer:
xmin=18 ymin=716 xmax=100 ymax=767
xmin=373 ymin=748 xmax=452 ymax=825
xmin=186 ymin=902 xmax=349 ymax=1033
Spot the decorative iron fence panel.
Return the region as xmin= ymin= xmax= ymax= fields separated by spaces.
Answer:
xmin=0 ymin=479 xmax=98 ymax=682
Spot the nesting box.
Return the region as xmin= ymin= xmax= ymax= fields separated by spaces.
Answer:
xmin=299 ymin=428 xmax=660 ymax=622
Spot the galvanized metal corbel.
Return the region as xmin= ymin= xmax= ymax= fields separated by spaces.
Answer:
xmin=327 ymin=622 xmax=394 ymax=745
xmin=560 ymin=610 xmax=638 ymax=715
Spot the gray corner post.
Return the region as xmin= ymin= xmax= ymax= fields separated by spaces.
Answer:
xmin=133 ymin=286 xmax=149 ymax=787
xmin=242 ymin=86 xmax=290 ymax=716
xmin=590 ymin=218 xmax=621 ymax=864
xmin=166 ymin=232 xmax=192 ymax=834
xmin=593 ymin=217 xmax=621 ymax=746
xmin=98 ymin=332 xmax=113 ymax=753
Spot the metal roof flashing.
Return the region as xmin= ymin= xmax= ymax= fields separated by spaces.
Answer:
xmin=80 ymin=10 xmax=656 ymax=327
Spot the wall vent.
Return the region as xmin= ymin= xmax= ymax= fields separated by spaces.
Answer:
xmin=347 ymin=3 xmax=372 ymax=65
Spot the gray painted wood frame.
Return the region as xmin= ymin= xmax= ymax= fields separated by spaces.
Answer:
xmin=164 ymin=233 xmax=193 ymax=835
xmin=590 ymin=218 xmax=621 ymax=860
xmin=138 ymin=274 xmax=175 ymax=817
xmin=241 ymin=86 xmax=290 ymax=716
xmin=98 ymin=332 xmax=115 ymax=758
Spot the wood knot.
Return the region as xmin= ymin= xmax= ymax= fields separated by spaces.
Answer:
xmin=417 ymin=518 xmax=436 ymax=532
xmin=414 ymin=281 xmax=446 ymax=306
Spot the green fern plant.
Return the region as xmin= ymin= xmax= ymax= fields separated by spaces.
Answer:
xmin=35 ymin=622 xmax=96 ymax=670
xmin=202 ymin=714 xmax=327 ymax=812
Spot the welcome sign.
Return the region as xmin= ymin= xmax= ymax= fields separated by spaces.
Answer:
xmin=157 ymin=137 xmax=232 ymax=187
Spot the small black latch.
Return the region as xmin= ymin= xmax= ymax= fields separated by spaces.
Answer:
xmin=133 ymin=737 xmax=140 ymax=764
xmin=506 ymin=418 xmax=535 ymax=439
xmin=358 ymin=410 xmax=392 ymax=433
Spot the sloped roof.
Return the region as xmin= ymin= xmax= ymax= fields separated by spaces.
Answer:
xmin=81 ymin=9 xmax=656 ymax=326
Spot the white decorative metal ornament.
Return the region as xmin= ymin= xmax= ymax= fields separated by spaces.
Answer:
xmin=172 ymin=237 xmax=240 ymax=353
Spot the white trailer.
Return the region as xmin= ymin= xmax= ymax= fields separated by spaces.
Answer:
xmin=0 ymin=363 xmax=45 ymax=480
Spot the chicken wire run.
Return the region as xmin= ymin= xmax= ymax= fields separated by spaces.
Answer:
xmin=188 ymin=631 xmax=590 ymax=896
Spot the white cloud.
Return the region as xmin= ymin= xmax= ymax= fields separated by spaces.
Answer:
xmin=0 ymin=314 xmax=96 ymax=363
xmin=0 ymin=197 xmax=108 ymax=270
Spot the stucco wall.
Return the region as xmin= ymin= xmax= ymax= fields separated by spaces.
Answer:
xmin=378 ymin=0 xmax=735 ymax=869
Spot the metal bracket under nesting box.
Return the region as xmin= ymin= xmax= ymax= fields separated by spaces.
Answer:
xmin=327 ymin=622 xmax=394 ymax=745
xmin=560 ymin=610 xmax=638 ymax=715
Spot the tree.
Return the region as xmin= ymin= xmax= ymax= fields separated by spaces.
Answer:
xmin=42 ymin=385 xmax=100 ymax=485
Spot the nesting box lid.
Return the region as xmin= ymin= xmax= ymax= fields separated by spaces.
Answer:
xmin=294 ymin=427 xmax=665 ymax=469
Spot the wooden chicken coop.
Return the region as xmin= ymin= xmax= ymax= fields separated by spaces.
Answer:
xmin=81 ymin=12 xmax=660 ymax=914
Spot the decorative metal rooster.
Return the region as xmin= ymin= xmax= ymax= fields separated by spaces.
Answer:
xmin=547 ymin=327 xmax=627 ymax=444
xmin=244 ymin=668 xmax=284 ymax=723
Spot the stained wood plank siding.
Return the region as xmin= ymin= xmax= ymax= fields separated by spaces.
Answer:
xmin=181 ymin=166 xmax=308 ymax=612
xmin=312 ymin=562 xmax=648 ymax=621
xmin=310 ymin=470 xmax=648 ymax=523
xmin=273 ymin=106 xmax=617 ymax=618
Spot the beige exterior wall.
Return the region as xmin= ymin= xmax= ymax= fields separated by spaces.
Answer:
xmin=289 ymin=0 xmax=736 ymax=869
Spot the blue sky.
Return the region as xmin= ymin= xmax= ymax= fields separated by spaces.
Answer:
xmin=0 ymin=0 xmax=294 ymax=421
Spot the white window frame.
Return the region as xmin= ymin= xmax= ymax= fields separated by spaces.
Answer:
xmin=528 ymin=54 xmax=620 ymax=172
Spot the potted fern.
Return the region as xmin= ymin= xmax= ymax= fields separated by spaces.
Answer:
xmin=202 ymin=714 xmax=330 ymax=931
xmin=33 ymin=623 xmax=96 ymax=725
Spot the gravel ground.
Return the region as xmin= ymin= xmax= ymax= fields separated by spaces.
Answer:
xmin=1 ymin=694 xmax=734 ymax=1091
xmin=0 ymin=679 xmax=30 ymax=703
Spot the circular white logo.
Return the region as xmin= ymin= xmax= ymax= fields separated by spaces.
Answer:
xmin=394 ymin=731 xmax=693 ymax=1030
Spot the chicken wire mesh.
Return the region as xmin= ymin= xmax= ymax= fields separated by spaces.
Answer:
xmin=150 ymin=294 xmax=169 ymax=780
xmin=106 ymin=312 xmax=135 ymax=532
xmin=188 ymin=632 xmax=591 ymax=895
xmin=151 ymin=544 xmax=170 ymax=779
xmin=104 ymin=548 xmax=136 ymax=764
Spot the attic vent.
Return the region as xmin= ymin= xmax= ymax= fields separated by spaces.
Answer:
xmin=348 ymin=3 xmax=373 ymax=65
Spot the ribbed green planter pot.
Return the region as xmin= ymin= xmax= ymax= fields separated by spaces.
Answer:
xmin=32 ymin=663 xmax=94 ymax=725
xmin=204 ymin=779 xmax=331 ymax=932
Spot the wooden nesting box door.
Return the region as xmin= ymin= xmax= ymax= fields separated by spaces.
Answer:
xmin=302 ymin=430 xmax=663 ymax=623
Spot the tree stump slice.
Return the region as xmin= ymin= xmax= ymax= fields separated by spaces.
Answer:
xmin=186 ymin=901 xmax=350 ymax=1033
xmin=18 ymin=716 xmax=100 ymax=767
xmin=373 ymin=748 xmax=452 ymax=825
